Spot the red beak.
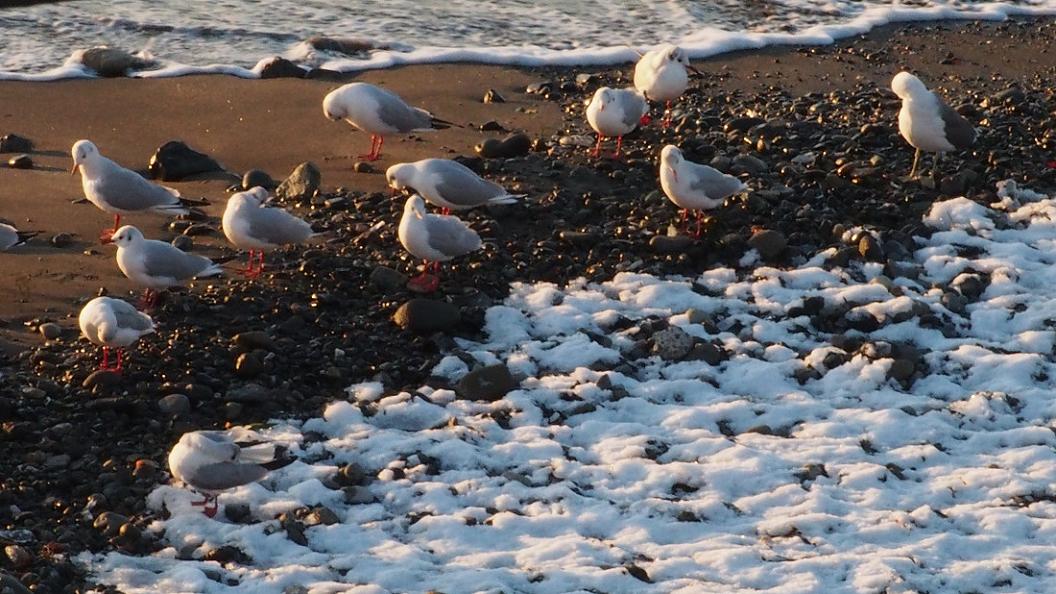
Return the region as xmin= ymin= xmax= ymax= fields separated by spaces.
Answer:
xmin=70 ymin=163 xmax=78 ymax=175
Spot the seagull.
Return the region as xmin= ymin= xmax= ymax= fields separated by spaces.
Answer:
xmin=634 ymin=44 xmax=700 ymax=128
xmin=385 ymin=158 xmax=522 ymax=215
xmin=78 ymin=296 xmax=155 ymax=373
xmin=585 ymin=87 xmax=649 ymax=159
xmin=891 ymin=71 xmax=976 ymax=178
xmin=0 ymin=223 xmax=38 ymax=251
xmin=222 ymin=187 xmax=317 ymax=277
xmin=168 ymin=430 xmax=294 ymax=518
xmin=398 ymin=195 xmax=481 ymax=293
xmin=110 ymin=225 xmax=223 ymax=308
xmin=71 ymin=140 xmax=189 ymax=243
xmin=660 ymin=145 xmax=746 ymax=236
xmin=322 ymin=82 xmax=454 ymax=162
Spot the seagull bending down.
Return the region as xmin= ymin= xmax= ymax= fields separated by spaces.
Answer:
xmin=322 ymin=82 xmax=454 ymax=162
xmin=168 ymin=430 xmax=294 ymax=517
xmin=78 ymin=296 xmax=155 ymax=372
xmin=386 ymin=158 xmax=522 ymax=214
xmin=585 ymin=87 xmax=649 ymax=159
xmin=71 ymin=140 xmax=188 ymax=242
xmin=891 ymin=71 xmax=976 ymax=178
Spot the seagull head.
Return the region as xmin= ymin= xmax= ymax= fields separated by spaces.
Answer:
xmin=385 ymin=163 xmax=413 ymax=195
xmin=891 ymin=71 xmax=927 ymax=100
xmin=661 ymin=145 xmax=683 ymax=181
xmin=664 ymin=45 xmax=701 ymax=75
xmin=591 ymin=87 xmax=614 ymax=112
xmin=228 ymin=187 xmax=269 ymax=210
xmin=70 ymin=139 xmax=100 ymax=175
xmin=321 ymin=88 xmax=345 ymax=121
xmin=404 ymin=195 xmax=427 ymax=220
xmin=109 ymin=225 xmax=143 ymax=248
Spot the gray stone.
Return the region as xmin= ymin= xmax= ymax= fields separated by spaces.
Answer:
xmin=748 ymin=229 xmax=786 ymax=259
xmin=259 ymin=57 xmax=307 ymax=79
xmin=649 ymin=235 xmax=694 ymax=253
xmin=233 ymin=331 xmax=273 ymax=351
xmin=7 ymin=155 xmax=31 ymax=169
xmin=226 ymin=383 xmax=269 ymax=403
xmin=158 ymin=393 xmax=191 ymax=415
xmin=858 ymin=234 xmax=884 ymax=261
xmin=0 ymin=572 xmax=32 ymax=594
xmin=275 ymin=162 xmax=321 ymax=203
xmin=171 ymin=235 xmax=194 ymax=251
xmin=80 ymin=47 xmax=153 ymax=77
xmin=0 ymin=134 xmax=32 ymax=153
xmin=82 ymin=370 xmax=122 ymax=389
xmin=235 ymin=352 xmax=264 ymax=378
xmin=242 ymin=169 xmax=275 ymax=190
xmin=456 ymin=364 xmax=517 ymax=401
xmin=93 ymin=511 xmax=128 ymax=537
xmin=392 ymin=299 xmax=460 ymax=334
xmin=731 ymin=154 xmax=767 ymax=175
xmin=888 ymin=358 xmax=916 ymax=382
xmin=482 ymin=89 xmax=505 ymax=103
xmin=370 ymin=266 xmax=407 ymax=292
xmin=38 ymin=322 xmax=61 ymax=340
xmin=50 ymin=233 xmax=73 ymax=248
xmin=148 ymin=140 xmax=223 ymax=181
xmin=652 ymin=326 xmax=694 ymax=361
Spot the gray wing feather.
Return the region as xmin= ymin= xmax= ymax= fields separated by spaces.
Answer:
xmin=97 ymin=167 xmax=182 ymax=212
xmin=688 ymin=163 xmax=746 ymax=200
xmin=247 ymin=207 xmax=314 ymax=246
xmin=937 ymin=99 xmax=976 ymax=150
xmin=109 ymin=299 xmax=153 ymax=331
xmin=371 ymin=86 xmax=432 ymax=132
xmin=141 ymin=241 xmax=216 ymax=280
xmin=0 ymin=225 xmax=16 ymax=250
xmin=617 ymin=91 xmax=647 ymax=129
xmin=432 ymin=161 xmax=508 ymax=207
xmin=187 ymin=461 xmax=268 ymax=491
xmin=425 ymin=216 xmax=481 ymax=258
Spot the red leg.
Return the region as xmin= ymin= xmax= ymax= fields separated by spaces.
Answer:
xmin=374 ymin=135 xmax=384 ymax=160
xmin=440 ymin=208 xmax=450 ymax=216
xmin=116 ymin=349 xmax=124 ymax=372
xmin=258 ymin=251 xmax=265 ymax=274
xmin=191 ymin=494 xmax=218 ymax=518
xmin=591 ymin=135 xmax=604 ymax=158
xmin=612 ymin=136 xmax=623 ymax=159
xmin=243 ymin=250 xmax=255 ymax=277
xmin=695 ymin=211 xmax=705 ymax=238
xmin=359 ymin=134 xmax=377 ymax=161
xmin=100 ymin=214 xmax=121 ymax=243
xmin=139 ymin=289 xmax=158 ymax=310
xmin=100 ymin=346 xmax=110 ymax=370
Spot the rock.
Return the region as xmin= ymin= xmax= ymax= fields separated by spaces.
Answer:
xmin=258 ymin=57 xmax=307 ymax=79
xmin=233 ymin=331 xmax=273 ymax=351
xmin=652 ymin=327 xmax=694 ymax=361
xmin=455 ymin=364 xmax=517 ymax=401
xmin=480 ymin=120 xmax=505 ymax=132
xmin=306 ymin=36 xmax=381 ymax=54
xmin=304 ymin=506 xmax=340 ymax=526
xmin=369 ymin=266 xmax=407 ymax=292
xmin=171 ymin=235 xmax=194 ymax=251
xmin=941 ymin=291 xmax=967 ymax=315
xmin=475 ymin=133 xmax=531 ymax=159
xmin=224 ymin=503 xmax=252 ymax=524
xmin=225 ymin=401 xmax=244 ymax=420
xmin=858 ymin=234 xmax=884 ymax=262
xmin=0 ymin=134 xmax=32 ymax=153
xmin=235 ymin=352 xmax=264 ymax=378
xmin=731 ymin=154 xmax=767 ymax=175
xmin=80 ymin=47 xmax=153 ymax=77
xmin=392 ymin=299 xmax=460 ymax=334
xmin=0 ymin=572 xmax=32 ymax=594
xmin=748 ymin=229 xmax=786 ymax=259
xmin=526 ymin=81 xmax=553 ymax=95
xmin=482 ymin=89 xmax=505 ymax=103
xmin=3 ymin=545 xmax=31 ymax=569
xmin=575 ymin=73 xmax=599 ymax=86
xmin=242 ymin=169 xmax=275 ymax=190
xmin=158 ymin=393 xmax=190 ymax=415
xmin=93 ymin=512 xmax=128 ymax=537
xmin=148 ymin=141 xmax=223 ymax=181
xmin=649 ymin=235 xmax=694 ymax=253
xmin=686 ymin=342 xmax=725 ymax=365
xmin=38 ymin=323 xmax=61 ymax=340
xmin=82 ymin=370 xmax=122 ymax=389
xmin=353 ymin=161 xmax=374 ymax=173
xmin=7 ymin=155 xmax=31 ymax=169
xmin=336 ymin=463 xmax=369 ymax=486
xmin=226 ymin=383 xmax=269 ymax=403
xmin=888 ymin=358 xmax=915 ymax=382
xmin=50 ymin=233 xmax=73 ymax=248
xmin=275 ymin=162 xmax=321 ymax=203
xmin=954 ymin=274 xmax=985 ymax=300
xmin=45 ymin=454 xmax=70 ymax=469
xmin=182 ymin=223 xmax=216 ymax=237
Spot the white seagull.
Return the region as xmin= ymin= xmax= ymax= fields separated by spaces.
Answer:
xmin=110 ymin=225 xmax=223 ymax=308
xmin=634 ymin=44 xmax=700 ymax=128
xmin=585 ymin=87 xmax=649 ymax=159
xmin=78 ymin=296 xmax=155 ymax=373
xmin=398 ymin=195 xmax=481 ymax=293
xmin=0 ymin=223 xmax=38 ymax=251
xmin=385 ymin=158 xmax=522 ymax=214
xmin=891 ymin=71 xmax=976 ymax=178
xmin=168 ymin=430 xmax=294 ymax=517
xmin=222 ymin=187 xmax=317 ymax=277
xmin=660 ymin=145 xmax=747 ymax=236
xmin=322 ymin=82 xmax=454 ymax=162
xmin=71 ymin=140 xmax=188 ymax=242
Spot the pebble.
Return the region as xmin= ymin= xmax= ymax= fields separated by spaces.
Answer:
xmin=171 ymin=235 xmax=194 ymax=251
xmin=82 ymin=370 xmax=122 ymax=389
xmin=158 ymin=393 xmax=191 ymax=415
xmin=369 ymin=266 xmax=407 ymax=292
xmin=242 ymin=169 xmax=275 ymax=190
xmin=476 ymin=133 xmax=532 ymax=159
xmin=482 ymin=89 xmax=505 ymax=103
xmin=652 ymin=326 xmax=694 ymax=361
xmin=38 ymin=323 xmax=61 ymax=340
xmin=731 ymin=154 xmax=767 ymax=175
xmin=49 ymin=233 xmax=73 ymax=248
xmin=182 ymin=224 xmax=216 ymax=237
xmin=0 ymin=133 xmax=32 ymax=153
xmin=258 ymin=57 xmax=307 ymax=79
xmin=148 ymin=140 xmax=223 ymax=181
xmin=887 ymin=358 xmax=916 ymax=382
xmin=235 ymin=352 xmax=264 ymax=378
xmin=7 ymin=154 xmax=31 ymax=169
xmin=747 ymin=229 xmax=787 ymax=259
xmin=3 ymin=545 xmax=32 ymax=569
xmin=392 ymin=299 xmax=460 ymax=334
xmin=93 ymin=512 xmax=128 ymax=537
xmin=79 ymin=47 xmax=152 ymax=77
xmin=649 ymin=235 xmax=694 ymax=253
xmin=275 ymin=162 xmax=321 ymax=203
xmin=233 ymin=331 xmax=273 ymax=351
xmin=0 ymin=572 xmax=32 ymax=594
xmin=858 ymin=234 xmax=884 ymax=261
xmin=455 ymin=364 xmax=517 ymax=401
xmin=353 ymin=161 xmax=374 ymax=173
xmin=304 ymin=506 xmax=340 ymax=526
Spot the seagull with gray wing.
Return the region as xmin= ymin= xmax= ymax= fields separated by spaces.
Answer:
xmin=322 ymin=82 xmax=454 ymax=162
xmin=168 ymin=430 xmax=294 ymax=518
xmin=71 ymin=140 xmax=190 ymax=243
xmin=660 ymin=144 xmax=746 ymax=236
xmin=386 ymin=158 xmax=523 ymax=215
xmin=110 ymin=225 xmax=223 ymax=309
xmin=222 ymin=187 xmax=317 ymax=277
xmin=78 ymin=296 xmax=155 ymax=373
xmin=398 ymin=195 xmax=481 ymax=293
xmin=0 ymin=223 xmax=38 ymax=251
xmin=891 ymin=71 xmax=976 ymax=178
xmin=585 ymin=86 xmax=649 ymax=159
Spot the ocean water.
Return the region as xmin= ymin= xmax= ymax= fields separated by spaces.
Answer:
xmin=1 ymin=0 xmax=1055 ymax=79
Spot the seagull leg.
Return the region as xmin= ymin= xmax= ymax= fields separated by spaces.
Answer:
xmin=910 ymin=148 xmax=921 ymax=179
xmin=440 ymin=207 xmax=450 ymax=216
xmin=243 ymin=250 xmax=256 ymax=278
xmin=408 ymin=260 xmax=440 ymax=293
xmin=662 ymin=101 xmax=672 ymax=129
xmin=374 ymin=135 xmax=384 ymax=160
xmin=933 ymin=151 xmax=943 ymax=178
xmin=694 ymin=212 xmax=705 ymax=238
xmin=99 ymin=214 xmax=121 ymax=243
xmin=258 ymin=251 xmax=266 ymax=275
xmin=612 ymin=136 xmax=623 ymax=159
xmin=115 ymin=349 xmax=125 ymax=373
xmin=138 ymin=289 xmax=158 ymax=311
xmin=191 ymin=493 xmax=219 ymax=518
xmin=100 ymin=346 xmax=110 ymax=370
xmin=359 ymin=134 xmax=378 ymax=161
xmin=591 ymin=135 xmax=604 ymax=158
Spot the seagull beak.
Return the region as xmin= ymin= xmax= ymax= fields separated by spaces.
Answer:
xmin=414 ymin=209 xmax=424 ymax=220
xmin=671 ymin=168 xmax=678 ymax=183
xmin=687 ymin=64 xmax=702 ymax=76
xmin=70 ymin=163 xmax=79 ymax=175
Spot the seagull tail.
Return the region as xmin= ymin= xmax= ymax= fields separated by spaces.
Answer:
xmin=487 ymin=193 xmax=525 ymax=206
xmin=178 ymin=196 xmax=210 ymax=208
xmin=15 ymin=231 xmax=40 ymax=245
xmin=195 ymin=262 xmax=224 ymax=279
xmin=430 ymin=116 xmax=461 ymax=130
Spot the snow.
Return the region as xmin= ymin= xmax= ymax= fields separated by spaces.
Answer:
xmin=83 ymin=182 xmax=1056 ymax=592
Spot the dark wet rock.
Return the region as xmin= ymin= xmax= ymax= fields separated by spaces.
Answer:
xmin=3 ymin=545 xmax=32 ymax=570
xmin=275 ymin=162 xmax=321 ymax=203
xmin=526 ymin=81 xmax=553 ymax=95
xmin=369 ymin=266 xmax=407 ymax=292
xmin=649 ymin=235 xmax=694 ymax=253
xmin=393 ymin=299 xmax=460 ymax=334
xmin=858 ymin=234 xmax=884 ymax=262
xmin=0 ymin=134 xmax=32 ymax=153
xmin=795 ymin=463 xmax=828 ymax=484
xmin=38 ymin=323 xmax=61 ymax=340
xmin=7 ymin=155 xmax=31 ymax=169
xmin=226 ymin=383 xmax=269 ymax=404
xmin=49 ymin=232 xmax=73 ymax=248
xmin=82 ymin=370 xmax=122 ymax=389
xmin=476 ymin=133 xmax=532 ymax=159
xmin=483 ymin=89 xmax=505 ymax=104
xmin=204 ymin=545 xmax=252 ymax=564
xmin=171 ymin=235 xmax=194 ymax=252
xmin=731 ymin=154 xmax=767 ymax=175
xmin=652 ymin=326 xmax=694 ymax=361
xmin=748 ymin=229 xmax=786 ymax=259
xmin=235 ymin=353 xmax=264 ymax=378
xmin=887 ymin=358 xmax=916 ymax=382
xmin=148 ymin=141 xmax=224 ymax=181
xmin=304 ymin=506 xmax=340 ymax=526
xmin=953 ymin=274 xmax=986 ymax=300
xmin=233 ymin=331 xmax=273 ymax=352
xmin=456 ymin=364 xmax=517 ymax=401
xmin=353 ymin=161 xmax=374 ymax=173
xmin=80 ymin=47 xmax=154 ymax=77
xmin=182 ymin=223 xmax=216 ymax=237
xmin=93 ymin=512 xmax=128 ymax=537
xmin=158 ymin=393 xmax=190 ymax=415
xmin=685 ymin=341 xmax=725 ymax=365
xmin=306 ymin=36 xmax=384 ymax=54
xmin=941 ymin=291 xmax=967 ymax=314
xmin=259 ymin=57 xmax=307 ymax=79
xmin=242 ymin=169 xmax=276 ymax=190
xmin=0 ymin=572 xmax=32 ymax=594
xmin=480 ymin=120 xmax=506 ymax=132
xmin=224 ymin=503 xmax=252 ymax=524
